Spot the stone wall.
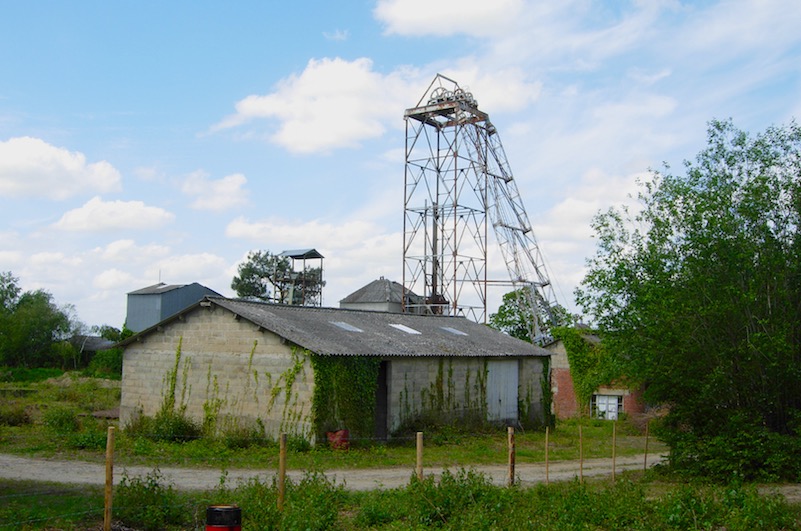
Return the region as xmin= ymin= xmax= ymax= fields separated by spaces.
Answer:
xmin=120 ymin=304 xmax=315 ymax=439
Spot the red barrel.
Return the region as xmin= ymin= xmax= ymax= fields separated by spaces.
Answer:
xmin=206 ymin=504 xmax=241 ymax=531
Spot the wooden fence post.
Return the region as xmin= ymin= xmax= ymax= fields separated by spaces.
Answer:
xmin=416 ymin=432 xmax=423 ymax=480
xmin=612 ymin=421 xmax=617 ymax=482
xmin=545 ymin=426 xmax=550 ymax=485
xmin=507 ymin=426 xmax=515 ymax=487
xmin=103 ymin=426 xmax=115 ymax=531
xmin=278 ymin=433 xmax=287 ymax=511
xmin=643 ymin=420 xmax=650 ymax=472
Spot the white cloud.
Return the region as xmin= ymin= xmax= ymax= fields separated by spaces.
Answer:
xmin=226 ymin=216 xmax=383 ymax=249
xmin=0 ymin=137 xmax=121 ymax=200
xmin=147 ymin=253 xmax=229 ymax=284
xmin=93 ymin=268 xmax=135 ymax=290
xmin=213 ymin=57 xmax=421 ymax=154
xmin=374 ymin=0 xmax=524 ymax=37
xmin=53 ymin=196 xmax=175 ymax=231
xmin=181 ymin=171 xmax=249 ymax=212
xmin=94 ymin=239 xmax=170 ymax=263
xmin=436 ymin=65 xmax=542 ymax=113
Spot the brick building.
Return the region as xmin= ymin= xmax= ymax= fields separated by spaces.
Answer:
xmin=547 ymin=332 xmax=645 ymax=420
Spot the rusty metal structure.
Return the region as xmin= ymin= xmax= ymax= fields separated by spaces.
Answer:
xmin=402 ymin=74 xmax=560 ymax=343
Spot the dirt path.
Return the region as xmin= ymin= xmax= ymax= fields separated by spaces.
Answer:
xmin=0 ymin=453 xmax=664 ymax=491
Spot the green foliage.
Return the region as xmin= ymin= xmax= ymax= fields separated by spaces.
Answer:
xmin=0 ymin=366 xmax=63 ymax=382
xmin=0 ymin=283 xmax=72 ymax=368
xmin=311 ymin=354 xmax=380 ymax=441
xmin=231 ymin=249 xmax=325 ymax=304
xmin=0 ymin=402 xmax=31 ymax=426
xmin=489 ymin=289 xmax=536 ymax=342
xmin=405 ymin=468 xmax=499 ymax=527
xmin=43 ymin=406 xmax=79 ymax=434
xmin=116 ymin=468 xmax=187 ymax=530
xmin=83 ymin=347 xmax=123 ymax=379
xmin=489 ymin=288 xmax=574 ymax=344
xmin=577 ymin=119 xmax=801 ymax=479
xmin=67 ymin=429 xmax=108 ymax=450
xmin=552 ymin=327 xmax=617 ymax=415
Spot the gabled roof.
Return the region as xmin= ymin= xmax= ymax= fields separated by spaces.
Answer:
xmin=127 ymin=282 xmax=222 ymax=297
xmin=124 ymin=296 xmax=549 ymax=358
xmin=128 ymin=283 xmax=184 ymax=295
xmin=340 ymin=277 xmax=413 ymax=305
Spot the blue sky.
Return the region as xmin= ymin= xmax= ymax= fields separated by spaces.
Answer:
xmin=1 ymin=0 xmax=799 ymax=329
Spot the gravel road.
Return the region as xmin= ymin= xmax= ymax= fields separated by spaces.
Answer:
xmin=0 ymin=453 xmax=664 ymax=491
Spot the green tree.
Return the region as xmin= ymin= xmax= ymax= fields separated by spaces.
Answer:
xmin=489 ymin=289 xmax=574 ymax=343
xmin=489 ymin=289 xmax=536 ymax=342
xmin=232 ymin=250 xmax=324 ymax=305
xmin=576 ymin=119 xmax=801 ymax=480
xmin=0 ymin=271 xmax=21 ymax=311
xmin=3 ymin=289 xmax=71 ymax=367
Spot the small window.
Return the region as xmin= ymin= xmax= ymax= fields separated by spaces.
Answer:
xmin=330 ymin=321 xmax=363 ymax=333
xmin=440 ymin=326 xmax=467 ymax=336
xmin=591 ymin=394 xmax=623 ymax=420
xmin=389 ymin=323 xmax=421 ymax=335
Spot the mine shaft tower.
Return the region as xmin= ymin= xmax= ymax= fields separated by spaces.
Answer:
xmin=402 ymin=74 xmax=560 ymax=343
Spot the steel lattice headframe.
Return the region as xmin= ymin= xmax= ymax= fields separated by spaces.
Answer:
xmin=402 ymin=74 xmax=561 ymax=344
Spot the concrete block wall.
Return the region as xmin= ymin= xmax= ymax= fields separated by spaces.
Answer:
xmin=120 ymin=305 xmax=314 ymax=439
xmin=518 ymin=358 xmax=546 ymax=425
xmin=386 ymin=356 xmax=546 ymax=432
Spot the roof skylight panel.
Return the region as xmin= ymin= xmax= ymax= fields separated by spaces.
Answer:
xmin=330 ymin=321 xmax=363 ymax=333
xmin=389 ymin=323 xmax=421 ymax=335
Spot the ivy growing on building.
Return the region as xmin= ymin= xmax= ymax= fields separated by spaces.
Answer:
xmin=552 ymin=327 xmax=615 ymax=415
xmin=310 ymin=354 xmax=381 ymax=441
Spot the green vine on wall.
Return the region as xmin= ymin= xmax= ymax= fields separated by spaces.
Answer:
xmin=266 ymin=346 xmax=310 ymax=436
xmin=161 ymin=336 xmax=190 ymax=415
xmin=310 ymin=354 xmax=380 ymax=440
xmin=552 ymin=327 xmax=615 ymax=415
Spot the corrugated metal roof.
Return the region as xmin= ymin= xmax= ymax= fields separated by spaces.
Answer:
xmin=127 ymin=283 xmax=185 ymax=295
xmin=122 ymin=297 xmax=549 ymax=358
xmin=340 ymin=278 xmax=406 ymax=304
xmin=205 ymin=297 xmax=549 ymax=358
xmin=278 ymin=249 xmax=324 ymax=259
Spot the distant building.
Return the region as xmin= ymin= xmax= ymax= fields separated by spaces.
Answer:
xmin=125 ymin=283 xmax=221 ymax=332
xmin=547 ymin=331 xmax=645 ymax=421
xmin=339 ymin=277 xmax=426 ymax=314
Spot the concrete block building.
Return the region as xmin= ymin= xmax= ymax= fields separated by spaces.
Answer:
xmin=120 ymin=297 xmax=551 ymax=442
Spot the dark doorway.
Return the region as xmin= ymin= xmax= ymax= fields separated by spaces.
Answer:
xmin=374 ymin=361 xmax=388 ymax=440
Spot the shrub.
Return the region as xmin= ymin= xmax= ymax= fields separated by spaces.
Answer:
xmin=662 ymin=412 xmax=801 ymax=482
xmin=68 ymin=430 xmax=108 ymax=450
xmin=405 ymin=468 xmax=496 ymax=527
xmin=211 ymin=471 xmax=344 ymax=530
xmin=84 ymin=348 xmax=123 ymax=379
xmin=116 ymin=469 xmax=188 ymax=530
xmin=0 ymin=403 xmax=31 ymax=426
xmin=125 ymin=409 xmax=202 ymax=443
xmin=43 ymin=406 xmax=79 ymax=434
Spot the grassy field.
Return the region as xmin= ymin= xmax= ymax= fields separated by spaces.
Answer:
xmin=1 ymin=371 xmax=800 ymax=530
xmin=0 ymin=370 xmax=665 ymax=470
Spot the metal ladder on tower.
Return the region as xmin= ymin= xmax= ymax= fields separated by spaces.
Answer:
xmin=461 ymin=115 xmax=561 ymax=344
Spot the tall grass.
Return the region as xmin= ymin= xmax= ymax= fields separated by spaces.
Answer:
xmin=3 ymin=471 xmax=798 ymax=530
